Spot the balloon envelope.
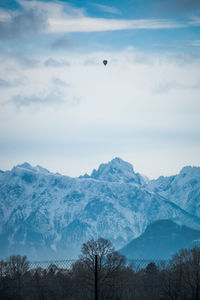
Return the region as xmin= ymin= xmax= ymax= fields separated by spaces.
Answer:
xmin=103 ymin=60 xmax=108 ymax=66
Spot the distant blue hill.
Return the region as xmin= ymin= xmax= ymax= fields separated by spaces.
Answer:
xmin=120 ymin=220 xmax=200 ymax=260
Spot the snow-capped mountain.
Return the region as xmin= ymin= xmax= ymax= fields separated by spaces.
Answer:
xmin=80 ymin=157 xmax=149 ymax=185
xmin=147 ymin=166 xmax=200 ymax=218
xmin=0 ymin=158 xmax=199 ymax=260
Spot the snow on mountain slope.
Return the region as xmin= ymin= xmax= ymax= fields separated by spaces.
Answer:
xmin=148 ymin=166 xmax=200 ymax=218
xmin=0 ymin=158 xmax=200 ymax=259
xmin=80 ymin=157 xmax=149 ymax=185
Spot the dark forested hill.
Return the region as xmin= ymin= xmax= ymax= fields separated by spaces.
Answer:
xmin=120 ymin=220 xmax=200 ymax=259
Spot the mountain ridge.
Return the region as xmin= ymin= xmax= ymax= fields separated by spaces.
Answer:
xmin=0 ymin=158 xmax=200 ymax=259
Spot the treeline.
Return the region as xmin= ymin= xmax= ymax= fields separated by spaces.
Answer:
xmin=0 ymin=238 xmax=200 ymax=300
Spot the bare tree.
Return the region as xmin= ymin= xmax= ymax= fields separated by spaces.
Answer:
xmin=73 ymin=237 xmax=126 ymax=300
xmin=3 ymin=255 xmax=29 ymax=299
xmin=6 ymin=255 xmax=29 ymax=277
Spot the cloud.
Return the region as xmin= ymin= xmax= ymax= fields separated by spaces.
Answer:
xmin=0 ymin=7 xmax=48 ymax=40
xmin=189 ymin=40 xmax=200 ymax=47
xmin=189 ymin=16 xmax=200 ymax=26
xmin=10 ymin=89 xmax=64 ymax=108
xmin=9 ymin=88 xmax=80 ymax=108
xmin=93 ymin=4 xmax=121 ymax=14
xmin=153 ymin=80 xmax=200 ymax=94
xmin=17 ymin=0 xmax=185 ymax=33
xmin=165 ymin=0 xmax=200 ymax=12
xmin=0 ymin=78 xmax=11 ymax=87
xmin=0 ymin=77 xmax=23 ymax=88
xmin=71 ymin=96 xmax=81 ymax=106
xmin=0 ymin=8 xmax=12 ymax=22
xmin=51 ymin=35 xmax=75 ymax=50
xmin=153 ymin=80 xmax=182 ymax=93
xmin=150 ymin=0 xmax=200 ymax=17
xmin=12 ymin=52 xmax=40 ymax=68
xmin=18 ymin=0 xmax=85 ymax=18
xmin=0 ymin=0 xmax=189 ymax=39
xmin=83 ymin=58 xmax=98 ymax=66
xmin=191 ymin=81 xmax=200 ymax=89
xmin=48 ymin=17 xmax=185 ymax=33
xmin=0 ymin=49 xmax=199 ymax=179
xmin=52 ymin=78 xmax=70 ymax=87
xmin=44 ymin=58 xmax=70 ymax=67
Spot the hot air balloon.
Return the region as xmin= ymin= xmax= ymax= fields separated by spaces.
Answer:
xmin=103 ymin=60 xmax=108 ymax=66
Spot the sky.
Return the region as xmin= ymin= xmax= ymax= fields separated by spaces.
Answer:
xmin=0 ymin=0 xmax=200 ymax=179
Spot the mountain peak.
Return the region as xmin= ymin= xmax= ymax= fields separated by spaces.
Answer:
xmin=109 ymin=157 xmax=134 ymax=170
xmin=13 ymin=162 xmax=50 ymax=174
xmin=89 ymin=157 xmax=146 ymax=184
xmin=180 ymin=166 xmax=200 ymax=176
xmin=17 ymin=162 xmax=33 ymax=170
